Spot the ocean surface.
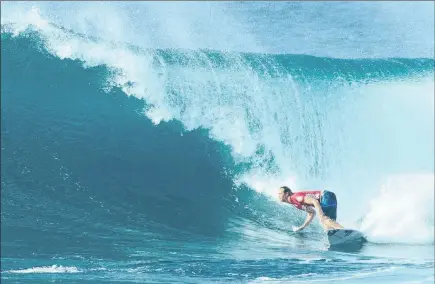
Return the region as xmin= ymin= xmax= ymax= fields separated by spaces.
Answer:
xmin=1 ymin=2 xmax=434 ymax=283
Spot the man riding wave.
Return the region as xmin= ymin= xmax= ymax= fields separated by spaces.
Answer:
xmin=278 ymin=186 xmax=344 ymax=232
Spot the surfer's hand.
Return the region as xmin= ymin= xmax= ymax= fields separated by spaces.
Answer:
xmin=292 ymin=225 xmax=303 ymax=232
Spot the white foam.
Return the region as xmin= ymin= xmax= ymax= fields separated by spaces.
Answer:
xmin=360 ymin=174 xmax=434 ymax=244
xmin=235 ymin=169 xmax=297 ymax=198
xmin=7 ymin=265 xmax=81 ymax=274
xmin=0 ymin=2 xmax=262 ymax=53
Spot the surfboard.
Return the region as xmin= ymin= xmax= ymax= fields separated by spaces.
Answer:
xmin=327 ymin=229 xmax=365 ymax=246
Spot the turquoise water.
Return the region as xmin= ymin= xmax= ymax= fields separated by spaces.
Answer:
xmin=1 ymin=2 xmax=434 ymax=283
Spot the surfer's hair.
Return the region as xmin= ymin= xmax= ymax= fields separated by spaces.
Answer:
xmin=281 ymin=186 xmax=292 ymax=195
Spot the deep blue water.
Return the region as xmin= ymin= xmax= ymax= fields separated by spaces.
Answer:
xmin=1 ymin=2 xmax=434 ymax=283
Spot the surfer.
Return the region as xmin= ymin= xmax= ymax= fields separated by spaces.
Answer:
xmin=278 ymin=186 xmax=344 ymax=232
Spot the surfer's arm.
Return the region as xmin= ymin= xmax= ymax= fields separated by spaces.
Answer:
xmin=294 ymin=207 xmax=316 ymax=232
xmin=303 ymin=196 xmax=324 ymax=218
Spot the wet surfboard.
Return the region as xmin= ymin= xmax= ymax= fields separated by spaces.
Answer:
xmin=327 ymin=229 xmax=366 ymax=246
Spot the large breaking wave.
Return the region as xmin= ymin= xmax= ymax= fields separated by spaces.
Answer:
xmin=1 ymin=4 xmax=434 ymax=261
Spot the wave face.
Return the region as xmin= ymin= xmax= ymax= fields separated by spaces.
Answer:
xmin=1 ymin=2 xmax=434 ymax=283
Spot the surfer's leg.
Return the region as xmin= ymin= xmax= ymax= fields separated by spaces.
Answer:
xmin=320 ymin=205 xmax=343 ymax=230
xmin=319 ymin=191 xmax=343 ymax=230
xmin=323 ymin=206 xmax=337 ymax=221
xmin=321 ymin=214 xmax=344 ymax=230
xmin=321 ymin=191 xmax=338 ymax=220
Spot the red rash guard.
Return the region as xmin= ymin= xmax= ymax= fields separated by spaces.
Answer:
xmin=288 ymin=190 xmax=322 ymax=210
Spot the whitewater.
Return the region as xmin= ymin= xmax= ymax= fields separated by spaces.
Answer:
xmin=1 ymin=2 xmax=434 ymax=283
